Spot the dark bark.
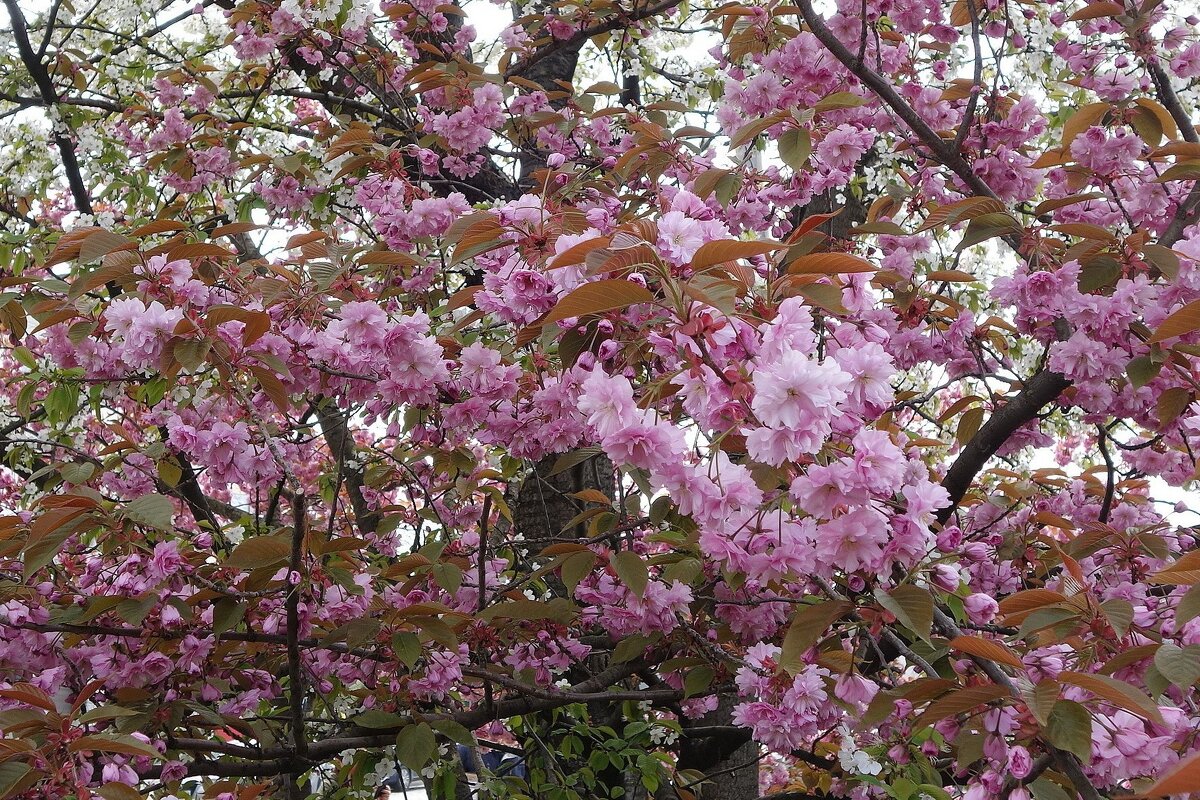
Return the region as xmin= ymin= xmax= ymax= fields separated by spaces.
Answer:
xmin=512 ymin=452 xmax=615 ymax=545
xmin=317 ymin=402 xmax=381 ymax=536
xmin=935 ymin=368 xmax=1071 ymax=525
xmin=799 ymin=152 xmax=875 ymax=242
xmin=676 ymin=696 xmax=759 ymax=800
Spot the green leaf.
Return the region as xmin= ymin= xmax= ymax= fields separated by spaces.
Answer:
xmin=431 ymin=719 xmax=475 ymax=745
xmin=23 ymin=526 xmax=74 ymax=580
xmin=1153 ymin=161 xmax=1200 ymax=182
xmin=212 ymin=598 xmax=247 ymax=635
xmin=116 ymin=595 xmax=156 ymax=626
xmin=16 ymin=383 xmax=37 ymax=418
xmin=60 ymin=462 xmax=95 ymax=485
xmin=1126 ymin=355 xmax=1162 ymax=389
xmin=875 ymin=585 xmax=934 ymax=643
xmin=778 ymin=128 xmax=811 ymax=170
xmin=612 ymin=551 xmax=649 ymax=597
xmin=613 ymin=633 xmax=652 ymax=663
xmin=890 ymin=776 xmax=918 ymax=800
xmin=396 ymin=723 xmax=438 ymax=771
xmin=683 ymin=666 xmax=714 ymax=699
xmin=714 ymin=172 xmax=742 ymax=207
xmin=1176 ymin=584 xmax=1200 ymax=626
xmin=431 ymin=562 xmax=462 ymax=594
xmin=174 ymin=338 xmax=212 ymax=371
xmin=1153 ymin=643 xmax=1200 ymax=688
xmin=97 ymin=783 xmax=144 ymax=800
xmin=548 ymin=447 xmax=604 ymax=477
xmin=11 ymin=346 xmax=36 ymax=370
xmin=1144 ymin=243 xmax=1180 ymax=280
xmin=1077 ymin=258 xmax=1122 ymax=293
xmin=560 ymin=550 xmax=597 ymax=594
xmin=1043 ymin=700 xmax=1092 ymax=761
xmin=956 ymin=212 xmax=1021 ymax=250
xmin=477 ymin=598 xmax=577 ymax=623
xmin=77 ymin=705 xmax=140 ymax=724
xmin=392 ymin=632 xmax=421 ymax=668
xmin=917 ymin=784 xmax=953 ymax=800
xmin=46 ymin=383 xmax=80 ymax=426
xmin=122 ymin=494 xmax=175 ymax=530
xmin=1100 ymin=598 xmax=1134 ymax=637
xmin=322 ymin=617 xmax=381 ymax=649
xmin=1028 ymin=777 xmax=1073 ymax=800
xmin=1018 ymin=606 xmax=1079 ymax=639
xmin=779 ymin=600 xmax=852 ymax=675
xmin=353 ymin=709 xmax=406 ymax=729
xmin=0 ymin=762 xmax=37 ymax=800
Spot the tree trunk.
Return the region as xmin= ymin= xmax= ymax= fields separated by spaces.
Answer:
xmin=677 ymin=696 xmax=760 ymax=800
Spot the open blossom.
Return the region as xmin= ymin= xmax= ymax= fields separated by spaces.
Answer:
xmin=751 ymin=349 xmax=850 ymax=431
xmin=410 ymin=644 xmax=467 ymax=700
xmin=657 ymin=211 xmax=707 ymax=263
xmin=104 ymin=298 xmax=184 ymax=370
xmin=732 ymin=653 xmax=835 ymax=752
xmin=135 ymin=255 xmax=191 ymax=293
xmin=576 ymin=574 xmax=693 ymax=637
xmin=816 ymin=124 xmax=874 ymax=173
xmin=578 ymin=370 xmax=637 ymax=437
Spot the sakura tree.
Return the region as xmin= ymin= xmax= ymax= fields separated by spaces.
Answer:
xmin=3 ymin=0 xmax=1200 ymax=797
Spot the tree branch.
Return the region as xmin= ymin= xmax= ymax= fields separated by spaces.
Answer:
xmin=795 ymin=0 xmax=1003 ymax=208
xmin=286 ymin=493 xmax=308 ymax=768
xmin=2 ymin=0 xmax=93 ymax=214
xmin=316 ymin=401 xmax=379 ymax=536
xmin=935 ymin=368 xmax=1071 ymax=525
xmin=503 ymin=0 xmax=681 ymax=81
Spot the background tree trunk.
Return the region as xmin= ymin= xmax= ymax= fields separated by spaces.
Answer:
xmin=678 ymin=696 xmax=760 ymax=800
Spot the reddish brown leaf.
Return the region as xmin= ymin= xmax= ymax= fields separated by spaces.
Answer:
xmin=691 ymin=240 xmax=787 ymax=271
xmin=541 ymin=280 xmax=656 ymax=327
xmin=1148 ymin=299 xmax=1200 ymax=344
xmin=1135 ymin=748 xmax=1200 ymax=797
xmin=1056 ymin=671 xmax=1163 ymax=723
xmin=947 ymin=635 xmax=1024 ymax=669
xmin=787 ymin=252 xmax=877 ymax=274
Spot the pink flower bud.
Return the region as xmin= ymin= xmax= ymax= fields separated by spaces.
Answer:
xmin=964 ymin=593 xmax=999 ymax=624
xmin=931 ymin=564 xmax=960 ymax=592
xmin=1009 ymin=745 xmax=1033 ymax=779
xmin=936 ymin=526 xmax=963 ymax=551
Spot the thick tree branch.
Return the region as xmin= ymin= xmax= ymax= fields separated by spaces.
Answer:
xmin=795 ymin=0 xmax=1002 ymax=208
xmin=316 ymin=402 xmax=380 ymax=536
xmin=2 ymin=0 xmax=93 ymax=214
xmin=936 ymin=368 xmax=1071 ymax=525
xmin=286 ymin=493 xmax=308 ymax=765
xmin=503 ymin=0 xmax=681 ymax=81
xmin=930 ymin=609 xmax=1103 ymax=800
